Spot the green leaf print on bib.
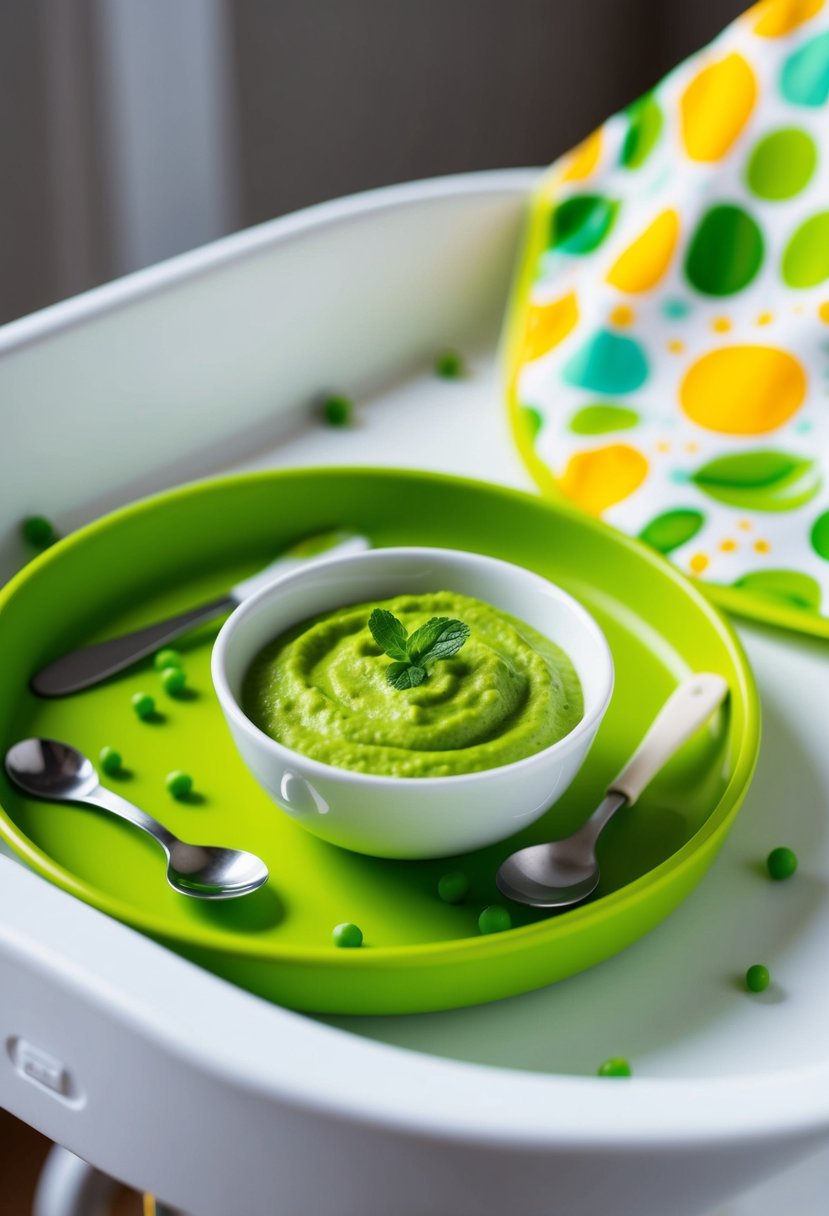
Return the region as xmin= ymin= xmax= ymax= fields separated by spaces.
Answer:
xmin=691 ymin=451 xmax=821 ymax=511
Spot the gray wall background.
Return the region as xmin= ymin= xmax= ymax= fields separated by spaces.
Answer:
xmin=0 ymin=0 xmax=745 ymax=327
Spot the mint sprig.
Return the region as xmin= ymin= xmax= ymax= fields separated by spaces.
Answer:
xmin=366 ymin=609 xmax=409 ymax=661
xmin=386 ymin=661 xmax=427 ymax=689
xmin=368 ymin=609 xmax=470 ymax=689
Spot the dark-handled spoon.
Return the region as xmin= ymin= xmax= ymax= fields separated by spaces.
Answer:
xmin=31 ymin=530 xmax=369 ymax=697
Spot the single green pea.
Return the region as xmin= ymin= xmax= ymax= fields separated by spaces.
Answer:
xmin=478 ymin=904 xmax=512 ymax=935
xmin=99 ymin=746 xmax=122 ymax=776
xmin=597 ymin=1057 xmax=632 ymax=1078
xmin=21 ymin=515 xmax=56 ymax=547
xmin=435 ymin=349 xmax=465 ymax=379
xmin=154 ymin=648 xmax=183 ymax=671
xmin=745 ymin=964 xmax=770 ymax=993
xmin=165 ymin=770 xmax=193 ymax=799
xmin=160 ymin=666 xmax=187 ymax=696
xmin=321 ymin=395 xmax=353 ymax=427
xmin=767 ymin=846 xmax=798 ymax=881
xmin=437 ymin=870 xmax=469 ymax=904
xmin=131 ymin=692 xmax=156 ymax=720
xmin=332 ymin=922 xmax=363 ymax=948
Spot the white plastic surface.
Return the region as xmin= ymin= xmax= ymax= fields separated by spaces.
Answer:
xmin=0 ymin=171 xmax=530 ymax=577
xmin=2 ymin=853 xmax=827 ymax=1216
xmin=1 ymin=171 xmax=829 ymax=1216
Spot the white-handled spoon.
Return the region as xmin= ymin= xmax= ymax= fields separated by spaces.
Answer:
xmin=496 ymin=674 xmax=729 ymax=909
xmin=5 ymin=738 xmax=269 ymax=900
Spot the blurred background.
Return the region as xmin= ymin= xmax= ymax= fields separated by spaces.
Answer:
xmin=1 ymin=0 xmax=746 ymax=328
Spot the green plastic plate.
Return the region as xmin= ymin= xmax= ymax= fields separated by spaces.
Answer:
xmin=0 ymin=469 xmax=759 ymax=1014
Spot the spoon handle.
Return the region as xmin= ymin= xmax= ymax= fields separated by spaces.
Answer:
xmin=31 ymin=595 xmax=235 ymax=698
xmin=608 ymin=673 xmax=729 ymax=805
xmin=85 ymin=785 xmax=178 ymax=852
xmin=31 ymin=534 xmax=369 ymax=699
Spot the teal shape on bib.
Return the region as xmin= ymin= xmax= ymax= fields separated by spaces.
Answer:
xmin=563 ymin=331 xmax=649 ymax=394
xmin=781 ymin=32 xmax=829 ymax=107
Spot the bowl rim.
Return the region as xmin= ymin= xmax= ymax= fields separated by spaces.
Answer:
xmin=211 ymin=544 xmax=615 ymax=788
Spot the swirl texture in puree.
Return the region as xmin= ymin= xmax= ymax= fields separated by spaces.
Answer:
xmin=243 ymin=592 xmax=584 ymax=778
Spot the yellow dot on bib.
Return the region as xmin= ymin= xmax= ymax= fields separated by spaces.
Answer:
xmin=561 ymin=127 xmax=603 ymax=182
xmin=521 ymin=292 xmax=579 ymax=363
xmin=610 ymin=304 xmax=635 ymax=327
xmin=667 ymin=339 xmax=685 ymax=354
xmin=680 ymin=345 xmax=806 ymax=435
xmin=655 ymin=440 xmax=671 ymax=453
xmin=689 ymin=553 xmax=709 ymax=575
xmin=558 ymin=444 xmax=649 ymax=516
xmin=680 ymin=53 xmax=757 ymax=162
xmin=819 ymin=302 xmax=829 ymax=324
xmin=606 ymin=209 xmax=680 ymax=293
xmin=711 ymin=316 xmax=732 ymax=333
xmin=754 ymin=538 xmax=772 ymax=553
xmin=738 ymin=519 xmax=753 ymax=531
xmin=684 ymin=441 xmax=700 ymax=453
xmin=756 ymin=312 xmax=774 ymax=326
xmin=752 ymin=0 xmax=824 ymax=38
xmin=719 ymin=538 xmax=738 ymax=552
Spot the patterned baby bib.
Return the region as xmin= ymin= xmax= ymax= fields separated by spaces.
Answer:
xmin=505 ymin=0 xmax=829 ymax=636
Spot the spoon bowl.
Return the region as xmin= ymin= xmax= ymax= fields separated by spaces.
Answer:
xmin=496 ymin=838 xmax=605 ymax=909
xmin=496 ymin=676 xmax=729 ymax=909
xmin=166 ymin=840 xmax=269 ymax=898
xmin=7 ymin=736 xmax=99 ymax=800
xmin=496 ymin=792 xmax=627 ymax=908
xmin=5 ymin=738 xmax=269 ymax=900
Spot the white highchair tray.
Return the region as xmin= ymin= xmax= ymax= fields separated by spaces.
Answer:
xmin=2 ymin=170 xmax=828 ymax=1216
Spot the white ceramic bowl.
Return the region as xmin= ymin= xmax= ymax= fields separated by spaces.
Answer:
xmin=212 ymin=547 xmax=613 ymax=859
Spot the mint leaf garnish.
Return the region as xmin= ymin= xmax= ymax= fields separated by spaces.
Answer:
xmin=406 ymin=616 xmax=451 ymax=664
xmin=415 ymin=619 xmax=470 ymax=665
xmin=368 ymin=608 xmax=409 ymax=661
xmin=368 ymin=608 xmax=470 ymax=689
xmin=386 ymin=662 xmax=427 ymax=689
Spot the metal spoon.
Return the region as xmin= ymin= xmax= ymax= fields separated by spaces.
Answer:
xmin=5 ymin=738 xmax=269 ymax=900
xmin=31 ymin=530 xmax=369 ymax=698
xmin=496 ymin=673 xmax=729 ymax=909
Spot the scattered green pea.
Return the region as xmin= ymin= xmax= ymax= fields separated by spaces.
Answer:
xmin=437 ymin=870 xmax=469 ymax=904
xmin=478 ymin=904 xmax=512 ymax=935
xmin=154 ymin=648 xmax=183 ymax=671
xmin=160 ymin=666 xmax=187 ymax=696
xmin=597 ymin=1057 xmax=632 ymax=1078
xmin=767 ymin=846 xmax=798 ymax=881
xmin=321 ymin=395 xmax=353 ymax=427
xmin=99 ymin=746 xmax=122 ymax=776
xmin=332 ymin=922 xmax=363 ymax=948
xmin=435 ymin=349 xmax=465 ymax=379
xmin=131 ymin=692 xmax=156 ymax=720
xmin=745 ymin=964 xmax=770 ymax=993
xmin=21 ymin=515 xmax=56 ymax=547
xmin=165 ymin=770 xmax=193 ymax=799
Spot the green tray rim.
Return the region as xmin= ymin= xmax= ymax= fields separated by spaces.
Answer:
xmin=0 ymin=466 xmax=761 ymax=968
